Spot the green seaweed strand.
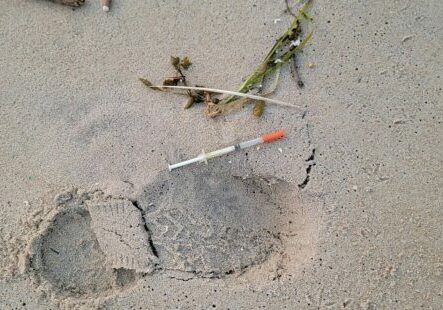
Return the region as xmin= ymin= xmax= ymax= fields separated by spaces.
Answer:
xmin=220 ymin=1 xmax=313 ymax=105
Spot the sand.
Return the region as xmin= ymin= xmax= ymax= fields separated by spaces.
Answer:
xmin=0 ymin=0 xmax=442 ymax=309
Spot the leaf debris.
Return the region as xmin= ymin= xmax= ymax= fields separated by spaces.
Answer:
xmin=139 ymin=1 xmax=313 ymax=118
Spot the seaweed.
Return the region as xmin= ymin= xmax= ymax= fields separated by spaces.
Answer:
xmin=139 ymin=1 xmax=313 ymax=118
xmin=219 ymin=4 xmax=312 ymax=106
xmin=252 ymin=100 xmax=266 ymax=117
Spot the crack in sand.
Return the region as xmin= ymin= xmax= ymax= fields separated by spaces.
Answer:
xmin=299 ymin=148 xmax=316 ymax=189
xmin=99 ymin=228 xmax=133 ymax=249
xmin=130 ymin=200 xmax=159 ymax=258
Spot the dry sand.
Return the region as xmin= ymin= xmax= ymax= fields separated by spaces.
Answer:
xmin=1 ymin=0 xmax=442 ymax=309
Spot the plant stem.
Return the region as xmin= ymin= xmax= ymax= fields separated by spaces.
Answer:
xmin=147 ymin=85 xmax=303 ymax=109
xmin=220 ymin=1 xmax=312 ymax=105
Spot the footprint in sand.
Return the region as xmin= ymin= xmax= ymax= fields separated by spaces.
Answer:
xmin=133 ymin=163 xmax=321 ymax=278
xmin=26 ymin=165 xmax=321 ymax=299
xmin=86 ymin=197 xmax=159 ymax=273
xmin=27 ymin=192 xmax=139 ymax=299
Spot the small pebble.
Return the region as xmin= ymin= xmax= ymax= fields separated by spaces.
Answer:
xmin=278 ymin=148 xmax=283 ymax=153
xmin=307 ymin=62 xmax=315 ymax=68
xmin=273 ymin=18 xmax=281 ymax=24
xmin=101 ymin=0 xmax=111 ymax=12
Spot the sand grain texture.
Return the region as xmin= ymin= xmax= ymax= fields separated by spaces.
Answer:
xmin=1 ymin=0 xmax=442 ymax=309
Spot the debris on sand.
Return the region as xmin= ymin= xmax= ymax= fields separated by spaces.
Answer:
xmin=167 ymin=129 xmax=285 ymax=171
xmin=50 ymin=0 xmax=85 ymax=7
xmin=101 ymin=0 xmax=111 ymax=12
xmin=140 ymin=1 xmax=314 ymax=118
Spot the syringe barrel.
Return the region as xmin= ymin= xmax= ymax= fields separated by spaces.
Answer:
xmin=206 ymin=146 xmax=236 ymax=159
xmin=238 ymin=138 xmax=262 ymax=149
xmin=168 ymin=155 xmax=203 ymax=171
xmin=168 ymin=129 xmax=285 ymax=171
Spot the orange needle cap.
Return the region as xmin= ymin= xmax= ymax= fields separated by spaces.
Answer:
xmin=261 ymin=129 xmax=285 ymax=143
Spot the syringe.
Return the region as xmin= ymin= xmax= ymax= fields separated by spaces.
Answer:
xmin=168 ymin=129 xmax=285 ymax=171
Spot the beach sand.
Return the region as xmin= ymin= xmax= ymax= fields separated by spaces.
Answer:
xmin=0 ymin=0 xmax=442 ymax=308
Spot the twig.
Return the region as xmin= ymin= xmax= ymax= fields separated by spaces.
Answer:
xmin=290 ymin=53 xmax=304 ymax=88
xmin=146 ymin=85 xmax=303 ymax=109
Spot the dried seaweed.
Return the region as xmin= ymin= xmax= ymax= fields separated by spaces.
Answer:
xmin=183 ymin=96 xmax=195 ymax=109
xmin=139 ymin=1 xmax=313 ymax=118
xmin=139 ymin=78 xmax=162 ymax=91
xmin=252 ymin=100 xmax=266 ymax=117
xmin=180 ymin=57 xmax=192 ymax=70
